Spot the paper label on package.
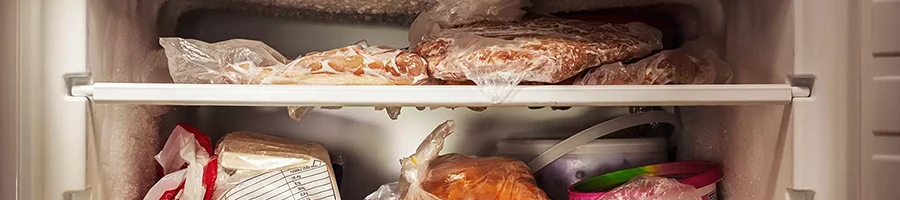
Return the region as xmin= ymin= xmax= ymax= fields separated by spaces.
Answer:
xmin=220 ymin=160 xmax=337 ymax=200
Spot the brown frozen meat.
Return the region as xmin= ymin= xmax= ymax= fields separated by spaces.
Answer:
xmin=577 ymin=42 xmax=721 ymax=85
xmin=415 ymin=17 xmax=663 ymax=83
xmin=269 ymin=43 xmax=430 ymax=85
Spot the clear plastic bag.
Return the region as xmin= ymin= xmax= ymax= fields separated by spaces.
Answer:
xmin=160 ymin=38 xmax=426 ymax=120
xmin=577 ymin=39 xmax=732 ymax=85
xmin=408 ymin=0 xmax=530 ymax=49
xmin=365 ymin=182 xmax=401 ymax=200
xmin=271 ymin=40 xmax=429 ymax=85
xmin=159 ymin=37 xmax=289 ymax=84
xmin=597 ymin=176 xmax=701 ymax=200
xmin=160 ymin=38 xmax=428 ymax=85
xmin=366 ymin=120 xmax=550 ymax=200
xmin=415 ymin=18 xmax=663 ymax=102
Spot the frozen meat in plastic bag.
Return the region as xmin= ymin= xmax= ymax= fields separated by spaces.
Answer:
xmin=415 ymin=17 xmax=663 ymax=102
xmin=374 ymin=120 xmax=549 ymax=200
xmin=159 ymin=37 xmax=289 ymax=84
xmin=597 ymin=176 xmax=701 ymax=200
xmin=144 ymin=123 xmax=217 ymax=200
xmin=577 ymin=39 xmax=731 ymax=85
xmin=270 ymin=40 xmax=429 ymax=85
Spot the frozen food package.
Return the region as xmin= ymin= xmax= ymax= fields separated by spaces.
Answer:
xmin=144 ymin=124 xmax=217 ymax=200
xmin=597 ymin=176 xmax=701 ymax=200
xmin=213 ymin=132 xmax=341 ymax=200
xmin=389 ymin=120 xmax=550 ymax=200
xmin=159 ymin=37 xmax=289 ymax=84
xmin=415 ymin=18 xmax=663 ymax=102
xmin=160 ymin=38 xmax=427 ymax=120
xmin=270 ymin=40 xmax=429 ymax=85
xmin=576 ymin=39 xmax=732 ymax=85
xmin=408 ymin=0 xmax=530 ymax=49
xmin=161 ymin=38 xmax=429 ymax=86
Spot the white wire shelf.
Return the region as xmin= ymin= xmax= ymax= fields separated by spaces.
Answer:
xmin=70 ymin=83 xmax=808 ymax=107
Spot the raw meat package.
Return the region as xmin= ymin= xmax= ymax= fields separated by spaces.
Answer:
xmin=415 ymin=18 xmax=663 ymax=84
xmin=160 ymin=38 xmax=428 ymax=86
xmin=212 ymin=132 xmax=341 ymax=200
xmin=272 ymin=40 xmax=429 ymax=85
xmin=367 ymin=120 xmax=550 ymax=200
xmin=576 ymin=39 xmax=731 ymax=85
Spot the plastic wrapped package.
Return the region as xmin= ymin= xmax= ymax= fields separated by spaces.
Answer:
xmin=408 ymin=0 xmax=530 ymax=49
xmin=160 ymin=38 xmax=428 ymax=85
xmin=159 ymin=37 xmax=289 ymax=84
xmin=212 ymin=132 xmax=341 ymax=200
xmin=366 ymin=120 xmax=550 ymax=200
xmin=597 ymin=176 xmax=701 ymax=200
xmin=160 ymin=38 xmax=426 ymax=120
xmin=144 ymin=124 xmax=217 ymax=200
xmin=576 ymin=39 xmax=732 ymax=85
xmin=271 ymin=40 xmax=429 ymax=85
xmin=415 ymin=18 xmax=663 ymax=102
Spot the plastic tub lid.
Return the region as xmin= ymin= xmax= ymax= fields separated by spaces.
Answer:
xmin=497 ymin=137 xmax=667 ymax=155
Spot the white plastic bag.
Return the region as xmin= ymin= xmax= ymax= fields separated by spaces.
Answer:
xmin=597 ymin=176 xmax=701 ymax=200
xmin=144 ymin=124 xmax=216 ymax=200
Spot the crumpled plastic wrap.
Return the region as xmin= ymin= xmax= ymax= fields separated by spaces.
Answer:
xmin=160 ymin=38 xmax=423 ymax=120
xmin=364 ymin=182 xmax=401 ymax=200
xmin=576 ymin=39 xmax=731 ymax=85
xmin=212 ymin=132 xmax=341 ymax=200
xmin=414 ymin=15 xmax=663 ymax=102
xmin=408 ymin=0 xmax=529 ymax=50
xmin=366 ymin=120 xmax=550 ymax=200
xmin=159 ymin=37 xmax=289 ymax=84
xmin=597 ymin=176 xmax=701 ymax=200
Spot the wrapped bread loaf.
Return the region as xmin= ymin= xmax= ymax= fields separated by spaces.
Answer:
xmin=214 ymin=132 xmax=341 ymax=200
xmin=414 ymin=17 xmax=663 ymax=84
xmin=398 ymin=121 xmax=550 ymax=200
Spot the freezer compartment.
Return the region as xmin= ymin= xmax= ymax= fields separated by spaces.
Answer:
xmin=143 ymin=105 xmax=791 ymax=200
xmin=80 ymin=0 xmax=796 ymax=199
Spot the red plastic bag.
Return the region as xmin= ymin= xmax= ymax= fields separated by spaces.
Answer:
xmin=144 ymin=123 xmax=218 ymax=200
